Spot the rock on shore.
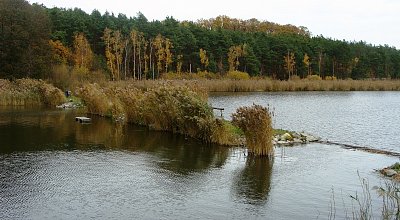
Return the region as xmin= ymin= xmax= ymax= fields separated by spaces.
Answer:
xmin=56 ymin=100 xmax=82 ymax=109
xmin=273 ymin=132 xmax=321 ymax=146
xmin=380 ymin=163 xmax=400 ymax=181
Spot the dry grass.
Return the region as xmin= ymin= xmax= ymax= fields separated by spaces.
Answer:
xmin=76 ymin=81 xmax=239 ymax=145
xmin=123 ymin=78 xmax=400 ymax=92
xmin=0 ymin=79 xmax=66 ymax=106
xmin=232 ymin=104 xmax=273 ymax=157
xmin=220 ymin=79 xmax=400 ymax=92
xmin=49 ymin=64 xmax=108 ymax=90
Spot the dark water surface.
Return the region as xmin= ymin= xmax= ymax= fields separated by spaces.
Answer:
xmin=0 ymin=101 xmax=398 ymax=219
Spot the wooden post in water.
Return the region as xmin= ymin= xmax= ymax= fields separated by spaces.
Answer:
xmin=212 ymin=107 xmax=224 ymax=118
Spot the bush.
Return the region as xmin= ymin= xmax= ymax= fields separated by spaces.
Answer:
xmin=226 ymin=71 xmax=250 ymax=80
xmin=325 ymin=76 xmax=337 ymax=80
xmin=232 ymin=104 xmax=273 ymax=157
xmin=196 ymin=71 xmax=218 ymax=79
xmin=289 ymin=75 xmax=301 ymax=81
xmin=307 ymin=74 xmax=322 ymax=80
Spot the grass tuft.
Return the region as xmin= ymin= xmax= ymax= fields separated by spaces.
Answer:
xmin=232 ymin=104 xmax=273 ymax=157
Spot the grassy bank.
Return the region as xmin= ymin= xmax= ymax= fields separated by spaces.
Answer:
xmin=126 ymin=78 xmax=400 ymax=92
xmin=0 ymin=79 xmax=66 ymax=106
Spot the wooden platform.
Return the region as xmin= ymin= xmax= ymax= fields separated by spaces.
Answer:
xmin=75 ymin=116 xmax=91 ymax=123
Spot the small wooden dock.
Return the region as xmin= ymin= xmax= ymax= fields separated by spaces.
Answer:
xmin=211 ymin=107 xmax=224 ymax=118
xmin=75 ymin=116 xmax=91 ymax=123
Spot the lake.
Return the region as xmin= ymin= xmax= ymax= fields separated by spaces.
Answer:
xmin=1 ymin=91 xmax=399 ymax=219
xmin=209 ymin=91 xmax=400 ymax=153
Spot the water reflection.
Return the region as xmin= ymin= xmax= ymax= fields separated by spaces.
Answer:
xmin=233 ymin=157 xmax=273 ymax=205
xmin=0 ymin=108 xmax=229 ymax=175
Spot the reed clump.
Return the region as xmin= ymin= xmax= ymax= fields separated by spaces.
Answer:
xmin=0 ymin=78 xmax=66 ymax=106
xmin=76 ymin=82 xmax=238 ymax=145
xmin=232 ymin=104 xmax=273 ymax=157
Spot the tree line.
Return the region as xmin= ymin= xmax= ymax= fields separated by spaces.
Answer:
xmin=1 ymin=0 xmax=400 ymax=80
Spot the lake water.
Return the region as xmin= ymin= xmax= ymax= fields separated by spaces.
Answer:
xmin=209 ymin=91 xmax=400 ymax=153
xmin=0 ymin=92 xmax=399 ymax=219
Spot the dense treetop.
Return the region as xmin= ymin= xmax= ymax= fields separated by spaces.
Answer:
xmin=1 ymin=0 xmax=399 ymax=80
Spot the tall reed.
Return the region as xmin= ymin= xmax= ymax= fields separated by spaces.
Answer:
xmin=125 ymin=78 xmax=400 ymax=92
xmin=232 ymin=104 xmax=273 ymax=157
xmin=0 ymin=79 xmax=66 ymax=106
xmin=76 ymin=82 xmax=239 ymax=145
xmin=330 ymin=174 xmax=400 ymax=220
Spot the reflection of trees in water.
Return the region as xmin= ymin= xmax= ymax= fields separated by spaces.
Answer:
xmin=121 ymin=127 xmax=230 ymax=175
xmin=76 ymin=118 xmax=230 ymax=175
xmin=233 ymin=157 xmax=273 ymax=205
xmin=0 ymin=109 xmax=230 ymax=176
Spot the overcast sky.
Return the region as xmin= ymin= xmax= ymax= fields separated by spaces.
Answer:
xmin=29 ymin=0 xmax=400 ymax=49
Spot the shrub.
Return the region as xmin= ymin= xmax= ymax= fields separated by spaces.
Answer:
xmin=325 ymin=76 xmax=337 ymax=81
xmin=289 ymin=75 xmax=301 ymax=81
xmin=307 ymin=74 xmax=322 ymax=80
xmin=196 ymin=71 xmax=218 ymax=79
xmin=232 ymin=104 xmax=273 ymax=157
xmin=226 ymin=71 xmax=250 ymax=80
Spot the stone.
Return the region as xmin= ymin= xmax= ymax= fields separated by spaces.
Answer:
xmin=292 ymin=138 xmax=303 ymax=144
xmin=306 ymin=135 xmax=320 ymax=142
xmin=393 ymin=173 xmax=400 ymax=181
xmin=383 ymin=169 xmax=397 ymax=177
xmin=299 ymin=132 xmax=320 ymax=142
xmin=291 ymin=132 xmax=301 ymax=139
xmin=281 ymin=133 xmax=293 ymax=141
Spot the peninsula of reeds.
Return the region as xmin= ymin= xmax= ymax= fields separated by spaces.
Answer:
xmin=76 ymin=82 xmax=242 ymax=146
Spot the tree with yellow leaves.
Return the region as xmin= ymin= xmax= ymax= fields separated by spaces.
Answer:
xmin=112 ymin=30 xmax=124 ymax=80
xmin=284 ymin=51 xmax=296 ymax=80
xmin=199 ymin=48 xmax=209 ymax=71
xmin=303 ymin=53 xmax=311 ymax=76
xmin=73 ymin=33 xmax=93 ymax=70
xmin=152 ymin=34 xmax=173 ymax=76
xmin=103 ymin=28 xmax=125 ymax=81
xmin=49 ymin=40 xmax=72 ymax=65
xmin=103 ymin=28 xmax=115 ymax=80
xmin=154 ymin=34 xmax=165 ymax=75
xmin=165 ymin=38 xmax=173 ymax=73
xmin=228 ymin=44 xmax=246 ymax=71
